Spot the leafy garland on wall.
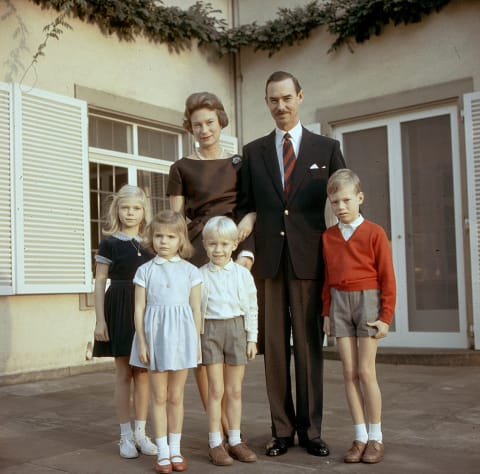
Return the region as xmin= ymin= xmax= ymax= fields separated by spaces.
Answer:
xmin=28 ymin=0 xmax=452 ymax=56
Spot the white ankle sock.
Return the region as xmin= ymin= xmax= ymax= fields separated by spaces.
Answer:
xmin=209 ymin=432 xmax=223 ymax=448
xmin=228 ymin=429 xmax=241 ymax=446
xmin=156 ymin=436 xmax=170 ymax=465
xmin=368 ymin=422 xmax=383 ymax=443
xmin=120 ymin=422 xmax=133 ymax=439
xmin=134 ymin=420 xmax=146 ymax=439
xmin=169 ymin=432 xmax=182 ymax=460
xmin=354 ymin=423 xmax=368 ymax=443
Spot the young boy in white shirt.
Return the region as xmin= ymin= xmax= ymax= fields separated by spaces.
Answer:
xmin=199 ymin=216 xmax=258 ymax=466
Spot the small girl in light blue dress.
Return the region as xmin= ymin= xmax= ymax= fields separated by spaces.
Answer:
xmin=130 ymin=210 xmax=202 ymax=473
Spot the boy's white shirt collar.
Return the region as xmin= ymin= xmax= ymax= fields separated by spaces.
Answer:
xmin=338 ymin=214 xmax=364 ymax=230
xmin=206 ymin=259 xmax=235 ymax=272
xmin=153 ymin=255 xmax=181 ymax=264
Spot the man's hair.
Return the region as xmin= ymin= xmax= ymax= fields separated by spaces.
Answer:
xmin=202 ymin=216 xmax=239 ymax=241
xmin=327 ymin=168 xmax=362 ymax=196
xmin=265 ymin=71 xmax=302 ymax=95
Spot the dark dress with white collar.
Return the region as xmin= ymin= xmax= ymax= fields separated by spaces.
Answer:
xmin=92 ymin=234 xmax=153 ymax=358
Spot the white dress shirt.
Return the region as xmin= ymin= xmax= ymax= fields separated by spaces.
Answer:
xmin=338 ymin=214 xmax=364 ymax=241
xmin=275 ymin=121 xmax=303 ymax=187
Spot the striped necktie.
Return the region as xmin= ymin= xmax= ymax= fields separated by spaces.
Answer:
xmin=283 ymin=132 xmax=296 ymax=197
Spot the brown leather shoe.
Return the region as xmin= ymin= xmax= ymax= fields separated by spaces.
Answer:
xmin=208 ymin=445 xmax=234 ymax=466
xmin=154 ymin=458 xmax=173 ymax=473
xmin=170 ymin=455 xmax=188 ymax=471
xmin=361 ymin=440 xmax=384 ymax=463
xmin=228 ymin=442 xmax=257 ymax=462
xmin=343 ymin=441 xmax=367 ymax=463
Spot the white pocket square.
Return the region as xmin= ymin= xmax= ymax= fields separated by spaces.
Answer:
xmin=310 ymin=163 xmax=319 ymax=169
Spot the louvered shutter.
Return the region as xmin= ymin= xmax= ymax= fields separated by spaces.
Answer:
xmin=220 ymin=134 xmax=238 ymax=155
xmin=12 ymin=84 xmax=92 ymax=294
xmin=465 ymin=91 xmax=480 ymax=349
xmin=0 ymin=83 xmax=14 ymax=294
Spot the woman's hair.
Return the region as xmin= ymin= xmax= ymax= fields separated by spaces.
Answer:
xmin=326 ymin=168 xmax=362 ymax=196
xmin=182 ymin=92 xmax=229 ymax=133
xmin=144 ymin=210 xmax=194 ymax=259
xmin=202 ymin=216 xmax=239 ymax=242
xmin=102 ymin=185 xmax=150 ymax=236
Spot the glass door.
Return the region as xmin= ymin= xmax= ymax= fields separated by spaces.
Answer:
xmin=335 ymin=105 xmax=467 ymax=348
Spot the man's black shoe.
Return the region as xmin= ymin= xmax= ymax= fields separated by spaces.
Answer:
xmin=265 ymin=437 xmax=294 ymax=457
xmin=305 ymin=437 xmax=330 ymax=456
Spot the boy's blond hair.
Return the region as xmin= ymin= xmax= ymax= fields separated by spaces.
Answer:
xmin=327 ymin=168 xmax=362 ymax=196
xmin=202 ymin=216 xmax=239 ymax=241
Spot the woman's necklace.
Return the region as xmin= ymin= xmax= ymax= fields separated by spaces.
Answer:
xmin=130 ymin=239 xmax=142 ymax=257
xmin=194 ymin=147 xmax=226 ymax=160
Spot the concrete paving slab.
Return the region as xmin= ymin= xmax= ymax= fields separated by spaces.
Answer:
xmin=1 ymin=356 xmax=479 ymax=473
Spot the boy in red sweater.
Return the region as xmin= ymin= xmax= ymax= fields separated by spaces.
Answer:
xmin=322 ymin=168 xmax=396 ymax=464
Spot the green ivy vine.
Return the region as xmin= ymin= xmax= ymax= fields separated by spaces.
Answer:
xmin=27 ymin=0 xmax=451 ymax=56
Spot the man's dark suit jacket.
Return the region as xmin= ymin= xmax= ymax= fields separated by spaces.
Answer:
xmin=240 ymin=127 xmax=346 ymax=280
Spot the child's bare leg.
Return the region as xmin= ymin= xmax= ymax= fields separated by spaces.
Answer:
xmin=224 ymin=364 xmax=245 ymax=431
xmin=166 ymin=369 xmax=189 ymax=433
xmin=132 ymin=367 xmax=150 ymax=420
xmin=337 ymin=337 xmax=365 ymax=424
xmin=358 ymin=337 xmax=382 ymax=426
xmin=206 ymin=364 xmax=225 ymax=435
xmin=196 ymin=364 xmax=229 ymax=436
xmin=114 ymin=357 xmax=133 ymax=424
xmin=150 ymin=371 xmax=171 ymax=467
xmin=150 ymin=371 xmax=168 ymax=437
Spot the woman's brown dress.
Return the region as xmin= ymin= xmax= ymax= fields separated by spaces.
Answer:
xmin=167 ymin=155 xmax=252 ymax=267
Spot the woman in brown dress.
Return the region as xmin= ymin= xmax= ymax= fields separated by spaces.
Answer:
xmin=167 ymin=91 xmax=256 ymax=437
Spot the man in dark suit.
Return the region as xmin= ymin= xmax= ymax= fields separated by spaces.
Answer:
xmin=239 ymin=71 xmax=346 ymax=457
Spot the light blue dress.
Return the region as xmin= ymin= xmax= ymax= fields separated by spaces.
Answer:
xmin=129 ymin=255 xmax=202 ymax=371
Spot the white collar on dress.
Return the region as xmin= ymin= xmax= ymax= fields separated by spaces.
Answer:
xmin=153 ymin=255 xmax=182 ymax=265
xmin=206 ymin=259 xmax=234 ymax=272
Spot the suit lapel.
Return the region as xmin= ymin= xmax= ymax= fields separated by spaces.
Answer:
xmin=261 ymin=131 xmax=285 ymax=201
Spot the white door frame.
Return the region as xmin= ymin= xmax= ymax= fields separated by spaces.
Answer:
xmin=334 ymin=104 xmax=468 ymax=348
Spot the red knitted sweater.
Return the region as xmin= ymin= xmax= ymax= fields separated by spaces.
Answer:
xmin=321 ymin=219 xmax=396 ymax=324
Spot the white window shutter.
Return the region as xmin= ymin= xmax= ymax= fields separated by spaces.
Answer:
xmin=465 ymin=91 xmax=480 ymax=349
xmin=0 ymin=83 xmax=14 ymax=295
xmin=13 ymin=84 xmax=92 ymax=294
xmin=220 ymin=134 xmax=238 ymax=155
xmin=305 ymin=122 xmax=321 ymax=135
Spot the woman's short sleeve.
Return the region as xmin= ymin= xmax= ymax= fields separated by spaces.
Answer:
xmin=167 ymin=161 xmax=184 ymax=196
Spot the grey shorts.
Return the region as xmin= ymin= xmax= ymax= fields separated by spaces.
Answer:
xmin=201 ymin=316 xmax=247 ymax=366
xmin=329 ymin=288 xmax=380 ymax=337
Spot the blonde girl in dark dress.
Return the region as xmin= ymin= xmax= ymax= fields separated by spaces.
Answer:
xmin=93 ymin=185 xmax=157 ymax=459
xmin=167 ymin=92 xmax=256 ymax=437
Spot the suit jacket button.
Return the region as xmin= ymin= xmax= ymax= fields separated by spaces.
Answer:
xmin=284 ymin=210 xmax=289 ymax=215
xmin=280 ymin=231 xmax=285 ymax=236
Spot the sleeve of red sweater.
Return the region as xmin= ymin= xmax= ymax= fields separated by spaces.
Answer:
xmin=321 ymin=231 xmax=332 ymax=317
xmin=373 ymin=225 xmax=396 ymax=325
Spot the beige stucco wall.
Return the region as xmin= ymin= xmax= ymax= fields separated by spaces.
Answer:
xmin=1 ymin=0 xmax=236 ymax=133
xmin=0 ymin=0 xmax=233 ymax=380
xmin=0 ymin=295 xmax=97 ymax=376
xmin=236 ymin=0 xmax=480 ymax=143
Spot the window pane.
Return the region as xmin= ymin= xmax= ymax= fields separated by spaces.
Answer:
xmin=89 ymin=163 xmax=128 ymax=267
xmin=342 ymin=126 xmax=391 ymax=239
xmin=89 ymin=116 xmax=132 ymax=153
xmin=401 ymin=114 xmax=459 ymax=331
xmin=138 ymin=126 xmax=178 ymax=161
xmin=138 ymin=170 xmax=169 ymax=216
